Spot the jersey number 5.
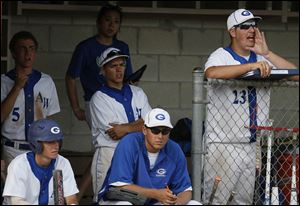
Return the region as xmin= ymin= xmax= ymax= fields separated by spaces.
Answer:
xmin=12 ymin=107 xmax=20 ymax=121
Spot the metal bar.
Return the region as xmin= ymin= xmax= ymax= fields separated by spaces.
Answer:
xmin=192 ymin=67 xmax=206 ymax=202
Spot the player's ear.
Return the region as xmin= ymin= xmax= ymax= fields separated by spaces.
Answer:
xmin=142 ymin=125 xmax=147 ymax=136
xmin=229 ymin=28 xmax=236 ymax=38
xmin=101 ymin=67 xmax=107 ymax=77
xmin=11 ymin=51 xmax=17 ymax=60
xmin=40 ymin=142 xmax=45 ymax=154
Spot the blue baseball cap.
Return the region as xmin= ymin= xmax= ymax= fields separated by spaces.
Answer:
xmin=28 ymin=119 xmax=63 ymax=142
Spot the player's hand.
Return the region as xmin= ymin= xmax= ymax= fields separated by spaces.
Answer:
xmin=155 ymin=188 xmax=177 ymax=205
xmin=248 ymin=28 xmax=270 ymax=57
xmin=15 ymin=70 xmax=28 ymax=89
xmin=250 ymin=61 xmax=272 ymax=78
xmin=106 ymin=123 xmax=128 ymax=140
xmin=73 ymin=108 xmax=86 ymax=121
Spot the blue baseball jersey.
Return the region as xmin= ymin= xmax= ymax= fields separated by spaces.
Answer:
xmin=66 ymin=36 xmax=133 ymax=101
xmin=1 ymin=69 xmax=60 ymax=141
xmin=3 ymin=152 xmax=79 ymax=205
xmin=98 ymin=132 xmax=192 ymax=205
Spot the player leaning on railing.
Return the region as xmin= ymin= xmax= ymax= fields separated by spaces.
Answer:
xmin=203 ymin=8 xmax=298 ymax=205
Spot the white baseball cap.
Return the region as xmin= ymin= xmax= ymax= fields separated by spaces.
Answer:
xmin=96 ymin=47 xmax=129 ymax=68
xmin=144 ymin=108 xmax=173 ymax=129
xmin=227 ymin=9 xmax=262 ymax=30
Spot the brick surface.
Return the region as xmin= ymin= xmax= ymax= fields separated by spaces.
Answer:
xmin=51 ymin=25 xmax=93 ymax=52
xmin=10 ymin=13 xmax=299 ymax=153
xmin=160 ymin=55 xmax=201 ymax=81
xmin=139 ymin=28 xmax=180 ymax=54
xmin=34 ymin=52 xmax=72 ymax=79
xmin=182 ymin=29 xmax=223 ymax=55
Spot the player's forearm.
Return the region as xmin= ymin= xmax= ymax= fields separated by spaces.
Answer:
xmin=264 ymin=51 xmax=298 ymax=81
xmin=175 ymin=190 xmax=192 ymax=205
xmin=65 ymin=74 xmax=81 ymax=112
xmin=111 ymin=119 xmax=144 ymax=139
xmin=127 ymin=118 xmax=144 ymax=133
xmin=1 ymin=86 xmax=22 ymax=123
xmin=65 ymin=194 xmax=79 ymax=205
xmin=264 ymin=51 xmax=297 ymax=69
xmin=205 ymin=64 xmax=253 ymax=79
xmin=1 ymin=159 xmax=6 ymax=182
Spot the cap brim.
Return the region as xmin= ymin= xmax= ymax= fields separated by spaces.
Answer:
xmin=145 ymin=122 xmax=173 ymax=129
xmin=100 ymin=55 xmax=129 ymax=67
xmin=241 ymin=16 xmax=262 ymax=24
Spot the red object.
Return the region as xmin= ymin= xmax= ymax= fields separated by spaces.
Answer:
xmin=245 ymin=126 xmax=299 ymax=132
xmin=277 ymin=154 xmax=299 ymax=205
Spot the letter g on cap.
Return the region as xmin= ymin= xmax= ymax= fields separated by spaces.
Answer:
xmin=155 ymin=114 xmax=165 ymax=120
xmin=51 ymin=127 xmax=60 ymax=134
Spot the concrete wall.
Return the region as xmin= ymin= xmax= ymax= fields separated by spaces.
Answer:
xmin=9 ymin=11 xmax=299 ymax=152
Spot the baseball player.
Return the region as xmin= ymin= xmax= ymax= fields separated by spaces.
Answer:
xmin=203 ymin=9 xmax=298 ymax=205
xmin=89 ymin=47 xmax=152 ymax=202
xmin=2 ymin=119 xmax=79 ymax=205
xmin=65 ymin=3 xmax=133 ymax=125
xmin=1 ymin=31 xmax=60 ymax=165
xmin=98 ymin=108 xmax=201 ymax=205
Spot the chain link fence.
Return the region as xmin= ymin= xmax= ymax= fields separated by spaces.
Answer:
xmin=192 ymin=73 xmax=299 ymax=205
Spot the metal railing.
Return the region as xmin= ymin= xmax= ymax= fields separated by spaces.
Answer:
xmin=192 ymin=68 xmax=299 ymax=205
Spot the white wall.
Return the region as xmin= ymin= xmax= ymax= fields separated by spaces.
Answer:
xmin=9 ymin=12 xmax=299 ymax=152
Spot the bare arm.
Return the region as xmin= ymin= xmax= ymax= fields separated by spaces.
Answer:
xmin=65 ymin=74 xmax=86 ymax=121
xmin=248 ymin=28 xmax=298 ymax=81
xmin=264 ymin=51 xmax=298 ymax=81
xmin=205 ymin=60 xmax=271 ymax=79
xmin=1 ymin=159 xmax=6 ymax=182
xmin=175 ymin=190 xmax=192 ymax=205
xmin=106 ymin=118 xmax=144 ymax=140
xmin=65 ymin=194 xmax=79 ymax=205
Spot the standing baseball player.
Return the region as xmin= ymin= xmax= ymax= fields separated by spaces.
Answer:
xmin=65 ymin=3 xmax=133 ymax=125
xmin=203 ymin=9 xmax=298 ymax=205
xmin=1 ymin=31 xmax=60 ymax=166
xmin=89 ymin=47 xmax=152 ymax=202
xmin=98 ymin=108 xmax=201 ymax=205
xmin=2 ymin=119 xmax=79 ymax=205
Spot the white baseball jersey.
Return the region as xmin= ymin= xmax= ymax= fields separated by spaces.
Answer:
xmin=90 ymin=84 xmax=152 ymax=148
xmin=204 ymin=47 xmax=275 ymax=143
xmin=1 ymin=70 xmax=60 ymax=141
xmin=2 ymin=152 xmax=79 ymax=205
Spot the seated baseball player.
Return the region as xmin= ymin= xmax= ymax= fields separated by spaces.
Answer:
xmin=97 ymin=108 xmax=202 ymax=205
xmin=2 ymin=119 xmax=79 ymax=205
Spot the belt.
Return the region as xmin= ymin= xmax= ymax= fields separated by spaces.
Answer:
xmin=4 ymin=140 xmax=31 ymax=150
